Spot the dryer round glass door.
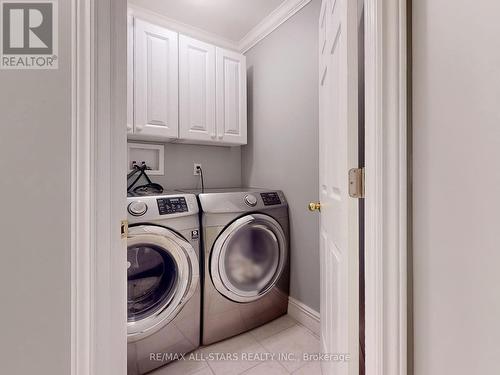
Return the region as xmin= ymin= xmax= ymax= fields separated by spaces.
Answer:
xmin=211 ymin=214 xmax=287 ymax=303
xmin=127 ymin=226 xmax=199 ymax=342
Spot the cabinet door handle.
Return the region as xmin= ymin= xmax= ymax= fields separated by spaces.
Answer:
xmin=126 ymin=123 xmax=133 ymax=132
xmin=218 ymin=134 xmax=223 ymax=140
xmin=135 ymin=124 xmax=144 ymax=132
xmin=211 ymin=133 xmax=216 ymax=139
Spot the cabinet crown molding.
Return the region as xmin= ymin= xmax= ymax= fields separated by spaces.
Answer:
xmin=128 ymin=4 xmax=239 ymax=51
xmin=129 ymin=0 xmax=312 ymax=54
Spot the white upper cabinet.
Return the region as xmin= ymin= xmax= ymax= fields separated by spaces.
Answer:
xmin=128 ymin=14 xmax=247 ymax=146
xmin=134 ymin=19 xmax=179 ymax=139
xmin=216 ymin=48 xmax=247 ymax=145
xmin=179 ymin=35 xmax=216 ymax=143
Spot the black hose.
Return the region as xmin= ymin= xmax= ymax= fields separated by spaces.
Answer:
xmin=199 ymin=167 xmax=205 ymax=193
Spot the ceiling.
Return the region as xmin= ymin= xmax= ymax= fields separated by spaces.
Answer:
xmin=128 ymin=0 xmax=287 ymax=42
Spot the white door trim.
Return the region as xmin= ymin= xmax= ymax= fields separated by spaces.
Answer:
xmin=71 ymin=0 xmax=128 ymax=374
xmin=71 ymin=0 xmax=94 ymax=373
xmin=364 ymin=0 xmax=408 ymax=375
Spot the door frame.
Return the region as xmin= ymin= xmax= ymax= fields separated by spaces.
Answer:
xmin=71 ymin=0 xmax=127 ymax=374
xmin=70 ymin=0 xmax=409 ymax=374
xmin=364 ymin=0 xmax=408 ymax=374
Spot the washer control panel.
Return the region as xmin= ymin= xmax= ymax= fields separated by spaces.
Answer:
xmin=260 ymin=192 xmax=282 ymax=206
xmin=157 ymin=197 xmax=188 ymax=215
xmin=127 ymin=193 xmax=198 ymax=222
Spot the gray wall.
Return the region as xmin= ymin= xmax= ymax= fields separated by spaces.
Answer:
xmin=0 ymin=2 xmax=72 ymax=374
xmin=242 ymin=0 xmax=321 ymax=312
xmin=129 ymin=142 xmax=242 ymax=190
xmin=413 ymin=0 xmax=500 ymax=374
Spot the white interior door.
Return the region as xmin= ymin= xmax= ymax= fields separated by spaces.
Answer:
xmin=179 ymin=35 xmax=216 ymax=142
xmin=318 ymin=0 xmax=359 ymax=374
xmin=134 ymin=19 xmax=178 ymax=139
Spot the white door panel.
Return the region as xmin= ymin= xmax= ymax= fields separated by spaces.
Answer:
xmin=216 ymin=48 xmax=247 ymax=145
xmin=179 ymin=35 xmax=216 ymax=142
xmin=127 ymin=14 xmax=134 ymax=135
xmin=134 ymin=19 xmax=178 ymax=139
xmin=318 ymin=0 xmax=359 ymax=373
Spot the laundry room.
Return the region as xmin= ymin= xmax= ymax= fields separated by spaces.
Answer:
xmin=125 ymin=0 xmax=321 ymax=374
xmin=11 ymin=0 xmax=500 ymax=371
xmin=4 ymin=0 xmax=437 ymax=372
xmin=8 ymin=0 xmax=500 ymax=372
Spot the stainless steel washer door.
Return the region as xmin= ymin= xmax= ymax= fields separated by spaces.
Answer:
xmin=127 ymin=225 xmax=199 ymax=342
xmin=211 ymin=214 xmax=287 ymax=303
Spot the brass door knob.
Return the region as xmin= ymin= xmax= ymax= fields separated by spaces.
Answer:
xmin=308 ymin=202 xmax=321 ymax=212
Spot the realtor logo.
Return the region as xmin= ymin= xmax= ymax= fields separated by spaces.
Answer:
xmin=1 ymin=0 xmax=58 ymax=69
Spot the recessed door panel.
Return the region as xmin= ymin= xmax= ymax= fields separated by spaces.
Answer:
xmin=216 ymin=48 xmax=247 ymax=145
xmin=127 ymin=14 xmax=134 ymax=134
xmin=134 ymin=19 xmax=178 ymax=139
xmin=179 ymin=35 xmax=216 ymax=142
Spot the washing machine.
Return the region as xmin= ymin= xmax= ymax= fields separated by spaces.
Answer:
xmin=192 ymin=188 xmax=290 ymax=345
xmin=126 ymin=192 xmax=201 ymax=374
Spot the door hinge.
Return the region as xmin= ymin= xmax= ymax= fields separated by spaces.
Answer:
xmin=348 ymin=168 xmax=365 ymax=199
xmin=121 ymin=220 xmax=129 ymax=239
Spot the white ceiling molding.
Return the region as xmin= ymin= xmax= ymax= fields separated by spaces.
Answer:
xmin=128 ymin=4 xmax=240 ymax=51
xmin=238 ymin=0 xmax=312 ymax=53
xmin=129 ymin=0 xmax=312 ymax=54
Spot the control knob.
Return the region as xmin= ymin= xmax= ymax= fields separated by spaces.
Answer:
xmin=244 ymin=194 xmax=258 ymax=207
xmin=128 ymin=201 xmax=148 ymax=216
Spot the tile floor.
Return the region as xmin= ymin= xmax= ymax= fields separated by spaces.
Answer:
xmin=150 ymin=315 xmax=322 ymax=375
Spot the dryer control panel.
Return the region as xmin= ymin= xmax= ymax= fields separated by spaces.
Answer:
xmin=157 ymin=197 xmax=188 ymax=215
xmin=260 ymin=192 xmax=282 ymax=206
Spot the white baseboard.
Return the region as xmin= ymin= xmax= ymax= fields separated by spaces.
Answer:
xmin=287 ymin=297 xmax=320 ymax=337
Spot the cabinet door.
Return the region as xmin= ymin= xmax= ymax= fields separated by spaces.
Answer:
xmin=179 ymin=35 xmax=216 ymax=142
xmin=216 ymin=48 xmax=247 ymax=145
xmin=127 ymin=14 xmax=134 ymax=135
xmin=134 ymin=19 xmax=178 ymax=139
